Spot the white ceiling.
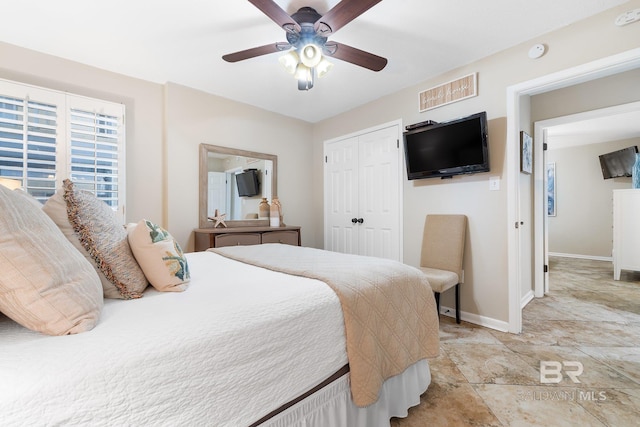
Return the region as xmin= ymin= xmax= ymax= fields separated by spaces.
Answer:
xmin=546 ymin=110 xmax=640 ymax=149
xmin=0 ymin=0 xmax=629 ymax=123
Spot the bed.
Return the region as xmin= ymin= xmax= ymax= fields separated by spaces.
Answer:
xmin=0 ymin=182 xmax=440 ymax=426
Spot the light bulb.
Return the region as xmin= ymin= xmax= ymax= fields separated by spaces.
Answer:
xmin=316 ymin=58 xmax=333 ymax=78
xmin=294 ymin=63 xmax=312 ymax=81
xmin=278 ymin=51 xmax=299 ymax=75
xmin=294 ymin=64 xmax=314 ymax=90
xmin=299 ymin=43 xmax=322 ymax=67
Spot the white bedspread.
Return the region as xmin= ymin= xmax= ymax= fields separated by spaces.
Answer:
xmin=0 ymin=251 xmax=348 ymax=427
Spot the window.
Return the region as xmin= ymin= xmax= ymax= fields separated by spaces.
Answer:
xmin=0 ymin=79 xmax=125 ymax=220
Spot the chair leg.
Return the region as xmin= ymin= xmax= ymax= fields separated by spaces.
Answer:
xmin=455 ymin=284 xmax=460 ymax=324
xmin=435 ymin=292 xmax=440 ymax=316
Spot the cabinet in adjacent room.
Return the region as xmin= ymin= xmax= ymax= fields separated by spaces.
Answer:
xmin=613 ymin=189 xmax=640 ymax=280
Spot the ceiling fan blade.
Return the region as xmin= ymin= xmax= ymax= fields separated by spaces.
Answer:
xmin=324 ymin=42 xmax=387 ymax=71
xmin=248 ymin=0 xmax=301 ymax=33
xmin=222 ymin=43 xmax=290 ymax=63
xmin=314 ymin=0 xmax=382 ymax=35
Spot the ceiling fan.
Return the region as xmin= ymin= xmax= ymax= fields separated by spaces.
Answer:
xmin=222 ymin=0 xmax=387 ymax=90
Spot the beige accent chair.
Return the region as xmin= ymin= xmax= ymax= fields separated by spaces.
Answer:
xmin=419 ymin=214 xmax=467 ymax=324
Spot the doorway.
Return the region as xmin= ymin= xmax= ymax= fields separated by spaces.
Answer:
xmin=506 ymin=47 xmax=640 ymax=334
xmin=533 ymin=102 xmax=640 ymax=297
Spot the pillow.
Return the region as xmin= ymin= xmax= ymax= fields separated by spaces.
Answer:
xmin=0 ymin=185 xmax=103 ymax=335
xmin=43 ymin=180 xmax=148 ymax=299
xmin=43 ymin=190 xmax=114 ymax=296
xmin=128 ymin=219 xmax=190 ymax=292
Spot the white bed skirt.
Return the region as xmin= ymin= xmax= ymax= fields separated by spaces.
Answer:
xmin=264 ymin=359 xmax=430 ymax=427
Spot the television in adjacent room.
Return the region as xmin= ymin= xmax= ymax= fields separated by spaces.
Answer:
xmin=403 ymin=111 xmax=489 ymax=180
xmin=235 ymin=169 xmax=260 ymax=197
xmin=598 ymin=146 xmax=638 ymax=179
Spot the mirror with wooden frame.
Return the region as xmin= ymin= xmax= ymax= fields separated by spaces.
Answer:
xmin=199 ymin=143 xmax=278 ymax=228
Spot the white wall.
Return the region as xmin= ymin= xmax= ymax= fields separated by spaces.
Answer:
xmin=547 ymin=138 xmax=638 ymax=258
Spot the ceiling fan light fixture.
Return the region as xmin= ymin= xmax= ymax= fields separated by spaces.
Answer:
xmin=278 ymin=51 xmax=299 ymax=74
xmin=299 ymin=43 xmax=322 ymax=67
xmin=316 ymin=58 xmax=333 ymax=78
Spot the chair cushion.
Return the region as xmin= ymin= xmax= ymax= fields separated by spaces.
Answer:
xmin=419 ymin=267 xmax=459 ymax=293
xmin=420 ymin=215 xmax=466 ymax=278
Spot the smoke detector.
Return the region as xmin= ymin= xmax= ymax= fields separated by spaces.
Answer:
xmin=615 ymin=8 xmax=640 ymax=26
xmin=528 ymin=44 xmax=546 ymax=59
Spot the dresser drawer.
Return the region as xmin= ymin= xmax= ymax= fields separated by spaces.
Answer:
xmin=215 ymin=233 xmax=261 ymax=247
xmin=261 ymin=230 xmax=299 ymax=246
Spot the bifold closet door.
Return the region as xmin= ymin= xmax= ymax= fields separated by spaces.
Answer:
xmin=324 ymin=125 xmax=401 ymax=261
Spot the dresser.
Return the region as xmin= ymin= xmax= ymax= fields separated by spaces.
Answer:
xmin=194 ymin=226 xmax=301 ymax=252
xmin=613 ymin=189 xmax=640 ymax=280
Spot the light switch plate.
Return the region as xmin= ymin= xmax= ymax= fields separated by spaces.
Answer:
xmin=489 ymin=176 xmax=500 ymax=191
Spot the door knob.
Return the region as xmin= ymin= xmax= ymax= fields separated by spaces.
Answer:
xmin=357 ymin=218 xmax=364 ymax=224
xmin=351 ymin=218 xmax=358 ymax=224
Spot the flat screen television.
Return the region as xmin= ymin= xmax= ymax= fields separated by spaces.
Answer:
xmin=599 ymin=146 xmax=638 ymax=179
xmin=403 ymin=111 xmax=489 ymax=180
xmin=235 ymin=169 xmax=260 ymax=197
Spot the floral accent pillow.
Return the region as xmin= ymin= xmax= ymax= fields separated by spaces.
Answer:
xmin=128 ymin=219 xmax=190 ymax=292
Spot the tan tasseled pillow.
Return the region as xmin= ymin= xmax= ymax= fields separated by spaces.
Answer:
xmin=43 ymin=180 xmax=148 ymax=299
xmin=43 ymin=190 xmax=116 ymax=297
xmin=128 ymin=219 xmax=190 ymax=292
xmin=0 ymin=186 xmax=103 ymax=335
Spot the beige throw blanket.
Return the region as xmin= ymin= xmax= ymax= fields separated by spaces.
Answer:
xmin=210 ymin=244 xmax=440 ymax=407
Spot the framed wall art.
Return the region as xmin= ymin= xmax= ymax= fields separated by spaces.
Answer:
xmin=520 ymin=131 xmax=532 ymax=174
xmin=547 ymin=162 xmax=556 ymax=217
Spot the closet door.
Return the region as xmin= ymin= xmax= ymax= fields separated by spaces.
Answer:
xmin=325 ymin=136 xmax=359 ymax=255
xmin=358 ymin=126 xmax=400 ymax=260
xmin=324 ymin=124 xmax=401 ymax=261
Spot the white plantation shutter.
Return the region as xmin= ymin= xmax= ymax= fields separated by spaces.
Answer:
xmin=69 ymin=108 xmax=121 ymax=209
xmin=0 ymin=94 xmax=58 ymax=202
xmin=0 ymin=79 xmax=125 ymax=221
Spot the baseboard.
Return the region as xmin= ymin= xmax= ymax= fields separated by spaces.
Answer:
xmin=521 ymin=289 xmax=534 ymax=309
xmin=439 ymin=305 xmax=509 ymax=332
xmin=549 ymin=252 xmax=612 ymax=262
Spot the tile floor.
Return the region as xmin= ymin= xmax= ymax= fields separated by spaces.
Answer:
xmin=391 ymin=256 xmax=640 ymax=426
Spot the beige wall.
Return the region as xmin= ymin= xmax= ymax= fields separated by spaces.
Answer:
xmin=311 ymin=0 xmax=640 ymax=324
xmin=0 ymin=41 xmax=165 ymax=227
xmin=530 ymin=68 xmax=640 ymax=261
xmin=547 ymin=138 xmax=638 ymax=258
xmin=0 ymin=45 xmax=315 ymax=253
xmin=1 ymin=1 xmax=639 ymax=326
xmin=531 ymin=68 xmax=640 ymax=121
xmin=164 ymin=83 xmax=313 ymax=251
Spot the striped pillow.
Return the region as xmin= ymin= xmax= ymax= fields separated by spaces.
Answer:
xmin=0 ymin=185 xmax=103 ymax=335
